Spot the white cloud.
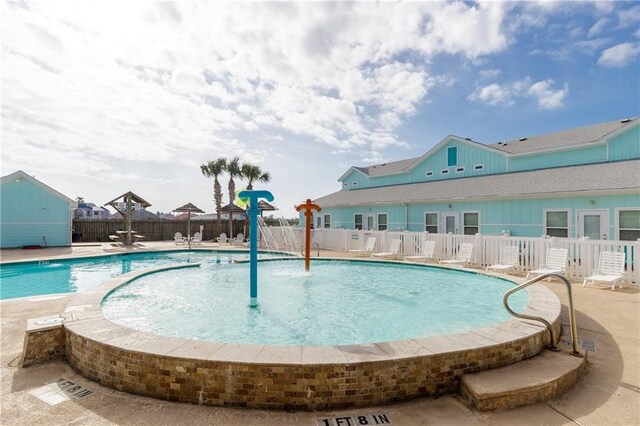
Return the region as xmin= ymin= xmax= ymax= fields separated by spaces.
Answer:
xmin=479 ymin=69 xmax=502 ymax=79
xmin=527 ymin=80 xmax=568 ymax=110
xmin=588 ymin=17 xmax=610 ymax=38
xmin=598 ymin=42 xmax=640 ymax=68
xmin=469 ymin=78 xmax=567 ymax=110
xmin=618 ymin=5 xmax=640 ymax=28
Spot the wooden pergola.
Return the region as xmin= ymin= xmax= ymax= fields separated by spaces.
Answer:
xmin=105 ymin=191 xmax=151 ymax=245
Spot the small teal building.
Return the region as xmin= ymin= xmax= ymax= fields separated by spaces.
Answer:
xmin=311 ymin=118 xmax=640 ymax=241
xmin=1 ymin=170 xmax=75 ymax=248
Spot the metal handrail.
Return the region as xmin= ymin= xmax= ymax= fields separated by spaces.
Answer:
xmin=503 ymin=273 xmax=582 ymax=357
xmin=301 ymin=242 xmax=321 ymax=258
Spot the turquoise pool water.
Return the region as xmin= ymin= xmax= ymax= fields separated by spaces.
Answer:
xmin=0 ymin=251 xmax=273 ymax=300
xmin=102 ymin=260 xmax=528 ymax=346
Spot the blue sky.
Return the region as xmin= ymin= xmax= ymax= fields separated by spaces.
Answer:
xmin=2 ymin=1 xmax=639 ymax=217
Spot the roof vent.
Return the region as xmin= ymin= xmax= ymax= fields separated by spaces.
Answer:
xmin=497 ymin=141 xmax=503 ymax=145
xmin=465 ymin=137 xmax=471 ymax=141
xmin=621 ymin=118 xmax=631 ymax=123
xmin=503 ymin=143 xmax=508 ymax=146
xmin=519 ymin=137 xmax=527 ymax=141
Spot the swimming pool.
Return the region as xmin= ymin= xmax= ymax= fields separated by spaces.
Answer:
xmin=102 ymin=259 xmax=528 ymax=345
xmin=0 ymin=251 xmax=279 ymax=300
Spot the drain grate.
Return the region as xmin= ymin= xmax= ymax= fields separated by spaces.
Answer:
xmin=29 ymin=378 xmax=94 ymax=406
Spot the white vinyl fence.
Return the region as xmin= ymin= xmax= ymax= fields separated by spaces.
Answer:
xmin=263 ymin=227 xmax=639 ymax=286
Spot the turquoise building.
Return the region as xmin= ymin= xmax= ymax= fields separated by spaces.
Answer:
xmin=1 ymin=170 xmax=75 ymax=248
xmin=312 ymin=118 xmax=640 ymax=241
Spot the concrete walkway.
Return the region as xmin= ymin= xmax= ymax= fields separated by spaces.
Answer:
xmin=1 ymin=242 xmax=638 ymax=425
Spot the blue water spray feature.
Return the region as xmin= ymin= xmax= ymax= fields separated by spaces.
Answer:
xmin=238 ymin=189 xmax=274 ymax=307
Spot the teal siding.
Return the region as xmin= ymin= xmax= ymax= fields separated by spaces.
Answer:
xmin=509 ymin=145 xmax=606 ymax=172
xmin=409 ymin=139 xmax=507 ymax=183
xmin=318 ymin=194 xmax=640 ymax=237
xmin=0 ymin=178 xmax=72 ymax=248
xmin=608 ymin=125 xmax=640 ymax=161
xmin=341 ymin=170 xmax=369 ymax=190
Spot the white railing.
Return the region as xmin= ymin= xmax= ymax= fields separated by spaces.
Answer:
xmin=259 ymin=227 xmax=639 ymax=286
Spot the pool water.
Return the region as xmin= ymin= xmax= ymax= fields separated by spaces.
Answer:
xmin=0 ymin=251 xmax=276 ymax=300
xmin=102 ymin=260 xmax=528 ymax=346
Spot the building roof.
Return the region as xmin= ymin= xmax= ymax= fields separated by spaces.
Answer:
xmin=0 ymin=170 xmax=75 ymax=205
xmin=339 ymin=117 xmax=637 ymax=180
xmin=315 ymin=160 xmax=640 ymax=207
xmin=489 ymin=117 xmax=637 ymax=154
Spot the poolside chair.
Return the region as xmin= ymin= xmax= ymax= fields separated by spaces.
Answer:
xmin=371 ymin=239 xmax=402 ymax=259
xmin=525 ymin=248 xmax=568 ymax=279
xmin=174 ymin=232 xmax=185 ymax=245
xmin=191 ymin=232 xmax=203 ymax=245
xmin=583 ymin=251 xmax=626 ymax=290
xmin=405 ymin=240 xmax=436 ymax=262
xmin=440 ymin=243 xmax=473 ymax=266
xmin=486 ymin=245 xmax=519 ymax=274
xmin=216 ymin=233 xmax=228 ymax=245
xmin=232 ymin=233 xmax=245 ymax=245
xmin=348 ymin=237 xmax=376 ymax=257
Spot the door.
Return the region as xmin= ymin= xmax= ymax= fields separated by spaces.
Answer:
xmin=577 ymin=210 xmax=609 ymax=240
xmin=442 ymin=213 xmax=459 ymax=234
xmin=365 ymin=214 xmax=375 ymax=231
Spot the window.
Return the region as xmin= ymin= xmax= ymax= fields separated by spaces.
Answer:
xmin=447 ymin=146 xmax=458 ymax=167
xmin=425 ymin=171 xmax=434 ymax=177
xmin=619 ymin=209 xmax=640 ymax=241
xmin=425 ymin=213 xmax=438 ymax=233
xmin=354 ymin=214 xmax=363 ymax=230
xmin=377 ymin=213 xmax=388 ymax=231
xmin=352 ymin=182 xmax=358 ymax=186
xmin=545 ymin=210 xmax=569 ymax=237
xmin=441 ymin=169 xmax=449 ymax=175
xmin=323 ymin=214 xmax=331 ymax=229
xmin=463 ymin=212 xmax=479 ymax=235
xmin=315 ymin=216 xmax=322 ymax=229
xmin=456 ymin=167 xmax=465 ymax=173
xmin=343 ymin=183 xmax=348 ymax=187
xmin=474 ymin=164 xmax=484 ymax=171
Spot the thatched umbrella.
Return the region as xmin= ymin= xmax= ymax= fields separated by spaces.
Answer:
xmin=173 ymin=202 xmax=205 ymax=241
xmin=258 ymin=200 xmax=277 ymax=217
xmin=220 ymin=203 xmax=245 ymax=237
xmin=105 ymin=191 xmax=151 ymax=245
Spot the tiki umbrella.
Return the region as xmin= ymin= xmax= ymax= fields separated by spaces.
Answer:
xmin=258 ymin=200 xmax=278 ymax=217
xmin=220 ymin=203 xmax=246 ymax=237
xmin=173 ymin=202 xmax=205 ymax=241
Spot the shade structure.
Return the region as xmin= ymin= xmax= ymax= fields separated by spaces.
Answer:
xmin=173 ymin=202 xmax=205 ymax=242
xmin=220 ymin=203 xmax=245 ymax=237
xmin=258 ymin=200 xmax=277 ymax=216
xmin=105 ymin=191 xmax=152 ymax=245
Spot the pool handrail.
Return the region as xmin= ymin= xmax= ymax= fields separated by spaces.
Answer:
xmin=503 ymin=273 xmax=582 ymax=357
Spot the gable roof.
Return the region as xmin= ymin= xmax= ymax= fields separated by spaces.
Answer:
xmin=315 ymin=160 xmax=640 ymax=207
xmin=0 ymin=170 xmax=75 ymax=205
xmin=338 ymin=117 xmax=638 ymax=181
xmin=490 ymin=117 xmax=638 ymax=155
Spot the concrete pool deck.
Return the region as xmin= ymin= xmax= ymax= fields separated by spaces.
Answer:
xmin=1 ymin=242 xmax=639 ymax=425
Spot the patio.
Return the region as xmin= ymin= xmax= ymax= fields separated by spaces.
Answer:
xmin=0 ymin=242 xmax=638 ymax=425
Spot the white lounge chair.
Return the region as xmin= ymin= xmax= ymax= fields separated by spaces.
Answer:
xmin=526 ymin=248 xmax=568 ymax=279
xmin=174 ymin=232 xmax=185 ymax=245
xmin=405 ymin=240 xmax=436 ymax=262
xmin=583 ymin=251 xmax=626 ymax=290
xmin=191 ymin=232 xmax=203 ymax=245
xmin=232 ymin=233 xmax=245 ymax=245
xmin=371 ymin=239 xmax=402 ymax=259
xmin=440 ymin=243 xmax=473 ymax=266
xmin=348 ymin=237 xmax=376 ymax=256
xmin=216 ymin=233 xmax=228 ymax=245
xmin=486 ymin=245 xmax=519 ymax=274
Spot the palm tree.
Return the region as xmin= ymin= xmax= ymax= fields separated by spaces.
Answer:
xmin=226 ymin=156 xmax=242 ymax=204
xmin=241 ymin=163 xmax=271 ymax=190
xmin=200 ymin=158 xmax=227 ymax=231
xmin=225 ymin=156 xmax=243 ymax=237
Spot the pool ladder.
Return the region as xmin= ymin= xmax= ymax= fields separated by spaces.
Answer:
xmin=503 ymin=273 xmax=582 ymax=357
xmin=300 ymin=242 xmax=320 ymax=258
